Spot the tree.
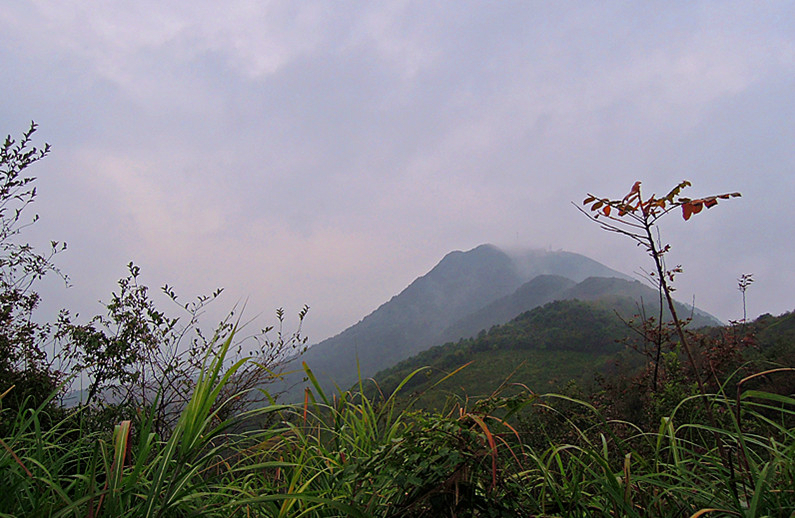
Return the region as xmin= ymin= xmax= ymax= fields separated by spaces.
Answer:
xmin=738 ymin=273 xmax=754 ymax=325
xmin=0 ymin=122 xmax=66 ymax=422
xmin=578 ymin=180 xmax=740 ymax=396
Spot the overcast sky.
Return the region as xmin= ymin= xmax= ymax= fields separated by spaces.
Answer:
xmin=2 ymin=1 xmax=793 ymax=345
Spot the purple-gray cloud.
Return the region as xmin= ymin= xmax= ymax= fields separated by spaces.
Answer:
xmin=2 ymin=1 xmax=793 ymax=343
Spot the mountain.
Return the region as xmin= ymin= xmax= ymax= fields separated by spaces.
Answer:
xmin=272 ymin=244 xmax=715 ymax=402
xmin=561 ymin=276 xmax=720 ymax=325
xmin=372 ymin=301 xmax=771 ymax=411
xmin=373 ymin=298 xmax=638 ymax=408
xmin=437 ymin=275 xmax=577 ymax=343
xmin=440 ymin=275 xmax=721 ymax=343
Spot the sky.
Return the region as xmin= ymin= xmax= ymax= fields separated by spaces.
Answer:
xmin=1 ymin=1 xmax=793 ymax=346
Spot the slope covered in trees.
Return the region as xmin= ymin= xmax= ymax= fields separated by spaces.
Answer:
xmin=374 ymin=298 xmax=635 ymax=408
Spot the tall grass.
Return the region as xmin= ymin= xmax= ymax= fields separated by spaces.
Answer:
xmin=1 ymin=335 xmax=793 ymax=517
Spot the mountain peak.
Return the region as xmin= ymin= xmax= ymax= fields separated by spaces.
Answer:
xmin=429 ymin=244 xmax=512 ymax=277
xmin=275 ymin=244 xmax=638 ymax=401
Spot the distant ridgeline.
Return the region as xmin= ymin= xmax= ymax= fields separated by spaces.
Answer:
xmin=372 ymin=300 xmax=795 ymax=412
xmin=372 ymin=298 xmax=636 ymax=409
xmin=270 ymin=244 xmax=721 ymax=403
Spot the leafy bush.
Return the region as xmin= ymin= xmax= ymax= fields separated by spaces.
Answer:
xmin=56 ymin=262 xmax=309 ymax=436
xmin=0 ymin=122 xmax=65 ymax=429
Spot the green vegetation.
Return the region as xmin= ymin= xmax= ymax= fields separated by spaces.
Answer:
xmin=374 ymin=298 xmax=634 ymax=409
xmin=0 ymin=123 xmax=64 ymax=425
xmin=1 ymin=126 xmax=793 ymax=516
xmin=2 ymin=317 xmax=794 ymax=516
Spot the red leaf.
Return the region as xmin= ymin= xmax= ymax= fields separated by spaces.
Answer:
xmin=623 ymin=181 xmax=642 ymax=203
xmin=682 ymin=202 xmax=697 ymax=221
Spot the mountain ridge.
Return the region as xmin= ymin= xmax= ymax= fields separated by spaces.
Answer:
xmin=272 ymin=244 xmax=719 ymax=402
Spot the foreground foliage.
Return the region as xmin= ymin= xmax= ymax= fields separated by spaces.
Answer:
xmin=2 ymin=332 xmax=794 ymax=517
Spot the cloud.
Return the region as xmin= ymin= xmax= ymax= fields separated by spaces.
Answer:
xmin=1 ymin=2 xmax=793 ymax=343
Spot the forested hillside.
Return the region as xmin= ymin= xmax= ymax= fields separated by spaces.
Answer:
xmin=375 ymin=296 xmax=795 ymax=412
xmin=375 ymin=298 xmax=634 ymax=408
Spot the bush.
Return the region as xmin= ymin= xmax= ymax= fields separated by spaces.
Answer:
xmin=0 ymin=122 xmax=65 ymax=428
